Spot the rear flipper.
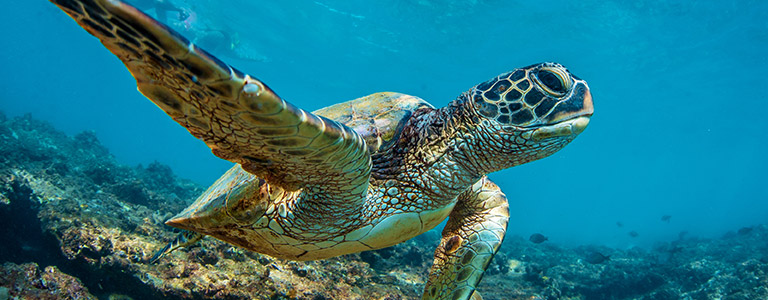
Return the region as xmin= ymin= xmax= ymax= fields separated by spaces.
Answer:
xmin=149 ymin=230 xmax=205 ymax=264
xmin=423 ymin=177 xmax=509 ymax=300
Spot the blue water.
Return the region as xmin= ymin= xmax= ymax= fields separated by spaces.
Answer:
xmin=1 ymin=0 xmax=766 ymax=249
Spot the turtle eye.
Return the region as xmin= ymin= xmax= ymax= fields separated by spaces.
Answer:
xmin=534 ymin=67 xmax=572 ymax=97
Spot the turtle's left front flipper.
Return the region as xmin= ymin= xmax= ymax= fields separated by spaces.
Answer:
xmin=50 ymin=0 xmax=371 ymax=199
xmin=423 ymin=177 xmax=509 ymax=300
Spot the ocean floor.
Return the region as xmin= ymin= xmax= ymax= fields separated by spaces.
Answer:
xmin=0 ymin=111 xmax=766 ymax=300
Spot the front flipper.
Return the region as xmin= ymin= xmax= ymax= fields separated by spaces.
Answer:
xmin=50 ymin=0 xmax=371 ymax=199
xmin=423 ymin=177 xmax=509 ymax=300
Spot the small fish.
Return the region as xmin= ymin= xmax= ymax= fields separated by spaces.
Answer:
xmin=628 ymin=231 xmax=639 ymax=238
xmin=149 ymin=230 xmax=204 ymax=264
xmin=529 ymin=233 xmax=549 ymax=244
xmin=585 ymin=252 xmax=611 ymax=264
xmin=738 ymin=227 xmax=753 ymax=235
xmin=616 ymin=221 xmax=624 ymax=228
xmin=661 ymin=215 xmax=672 ymax=223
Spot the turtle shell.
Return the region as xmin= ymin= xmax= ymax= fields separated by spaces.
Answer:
xmin=313 ymin=92 xmax=433 ymax=154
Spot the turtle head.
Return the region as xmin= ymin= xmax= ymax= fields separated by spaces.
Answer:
xmin=464 ymin=62 xmax=593 ymax=171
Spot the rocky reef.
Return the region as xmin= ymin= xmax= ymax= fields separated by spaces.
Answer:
xmin=478 ymin=228 xmax=768 ymax=300
xmin=0 ymin=111 xmax=766 ymax=300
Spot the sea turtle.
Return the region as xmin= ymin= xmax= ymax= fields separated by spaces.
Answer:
xmin=50 ymin=0 xmax=594 ymax=299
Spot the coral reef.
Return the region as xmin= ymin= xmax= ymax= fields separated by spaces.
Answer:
xmin=475 ymin=228 xmax=768 ymax=300
xmin=0 ymin=262 xmax=96 ymax=300
xmin=0 ymin=111 xmax=766 ymax=300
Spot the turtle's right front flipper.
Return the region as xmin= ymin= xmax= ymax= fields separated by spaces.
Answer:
xmin=149 ymin=230 xmax=204 ymax=264
xmin=50 ymin=0 xmax=371 ymax=201
xmin=423 ymin=177 xmax=509 ymax=300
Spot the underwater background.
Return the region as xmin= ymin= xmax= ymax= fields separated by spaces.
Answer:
xmin=0 ymin=0 xmax=767 ymax=299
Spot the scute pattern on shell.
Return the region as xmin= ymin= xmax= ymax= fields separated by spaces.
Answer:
xmin=313 ymin=92 xmax=434 ymax=154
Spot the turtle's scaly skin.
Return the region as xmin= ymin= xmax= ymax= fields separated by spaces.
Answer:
xmin=49 ymin=1 xmax=594 ymax=299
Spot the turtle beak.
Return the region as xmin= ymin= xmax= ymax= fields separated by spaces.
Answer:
xmin=530 ymin=83 xmax=593 ymax=141
xmin=578 ymin=87 xmax=594 ymax=119
xmin=547 ymin=83 xmax=594 ymax=123
xmin=568 ymin=87 xmax=593 ymax=135
xmin=530 ymin=116 xmax=590 ymax=141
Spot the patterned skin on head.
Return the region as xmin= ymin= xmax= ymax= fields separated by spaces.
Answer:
xmin=470 ymin=62 xmax=592 ymax=128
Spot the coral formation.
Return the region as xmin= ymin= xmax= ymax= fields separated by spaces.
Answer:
xmin=0 ymin=111 xmax=766 ymax=299
xmin=476 ymin=230 xmax=768 ymax=300
xmin=0 ymin=262 xmax=96 ymax=300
